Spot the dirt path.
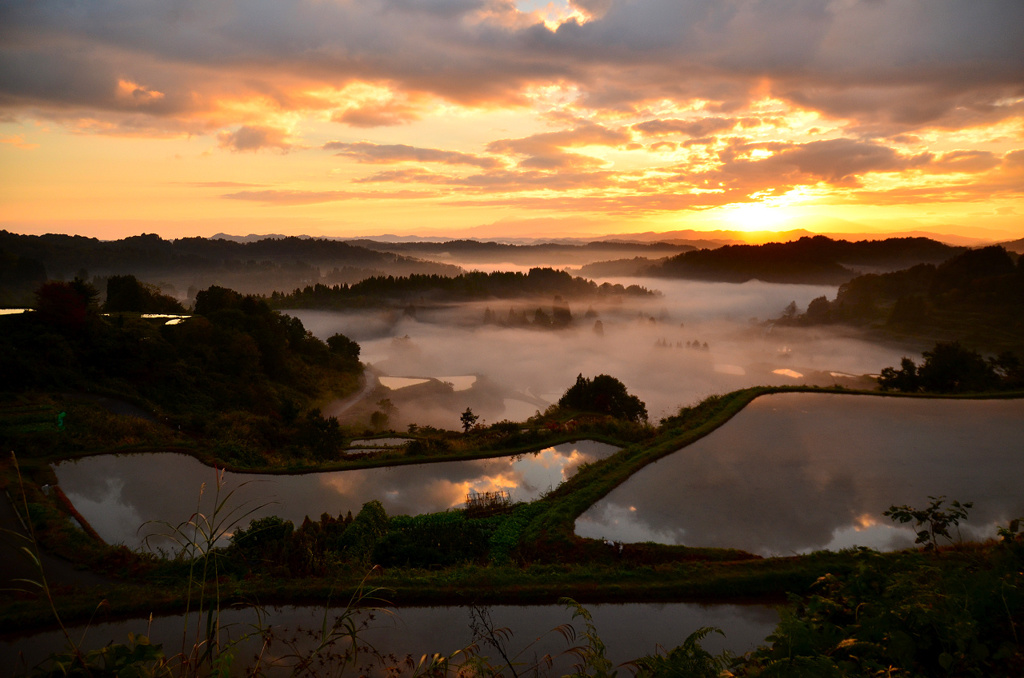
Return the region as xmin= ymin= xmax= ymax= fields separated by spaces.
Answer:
xmin=323 ymin=371 xmax=379 ymax=418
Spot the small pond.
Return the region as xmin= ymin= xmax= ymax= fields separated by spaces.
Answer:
xmin=2 ymin=601 xmax=778 ymax=676
xmin=53 ymin=441 xmax=619 ymax=550
xmin=576 ymin=394 xmax=1024 ymax=555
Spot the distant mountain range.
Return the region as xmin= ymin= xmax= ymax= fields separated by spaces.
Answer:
xmin=2 ymin=228 xmax=1016 ymax=308
xmin=0 ymin=231 xmax=462 ymax=302
xmin=213 ymin=224 xmax=1016 ymax=250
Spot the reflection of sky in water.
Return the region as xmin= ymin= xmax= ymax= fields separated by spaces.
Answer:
xmin=576 ymin=394 xmax=1024 ymax=555
xmin=1 ymin=601 xmax=777 ymax=672
xmin=53 ymin=441 xmax=618 ymax=550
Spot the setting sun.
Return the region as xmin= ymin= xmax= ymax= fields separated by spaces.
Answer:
xmin=722 ymin=202 xmax=791 ymax=234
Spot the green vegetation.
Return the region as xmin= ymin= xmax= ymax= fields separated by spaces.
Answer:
xmin=0 ymin=280 xmax=362 ymax=466
xmin=884 ymin=496 xmax=974 ymax=551
xmin=2 ymin=273 xmax=1023 ymax=676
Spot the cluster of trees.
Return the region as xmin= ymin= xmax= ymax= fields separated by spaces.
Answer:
xmin=793 ymin=246 xmax=1024 ymax=351
xmin=103 ymin=275 xmax=186 ymax=314
xmin=557 ymin=374 xmax=649 ymax=423
xmin=878 ymin=341 xmax=1023 ymax=393
xmin=269 ymin=268 xmax=652 ymax=309
xmin=654 ymin=338 xmax=709 ymax=351
xmin=482 ymin=296 xmax=584 ymax=329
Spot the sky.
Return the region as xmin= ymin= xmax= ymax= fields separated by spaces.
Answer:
xmin=1 ymin=0 xmax=1022 ymax=242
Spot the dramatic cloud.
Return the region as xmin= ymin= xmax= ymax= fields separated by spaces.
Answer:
xmin=2 ymin=0 xmax=1022 ymax=236
xmin=4 ymin=1 xmax=1021 ymax=129
xmin=217 ymin=126 xmax=294 ymax=153
xmin=632 ymin=117 xmax=738 ymax=138
xmin=332 ymin=101 xmax=424 ymax=128
xmin=740 ymin=138 xmax=933 ymax=186
xmin=324 ymin=142 xmax=501 ymax=168
xmin=487 ymin=121 xmax=631 ymax=169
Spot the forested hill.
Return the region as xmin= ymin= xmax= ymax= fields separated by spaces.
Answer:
xmin=644 ymin=235 xmax=964 ymax=284
xmin=0 ymin=231 xmax=462 ymax=301
xmin=786 ymin=245 xmax=1024 ymax=352
xmin=341 ymin=238 xmax=694 ymax=265
xmin=269 ymin=268 xmax=653 ymax=309
xmin=0 ymin=280 xmax=363 ymax=463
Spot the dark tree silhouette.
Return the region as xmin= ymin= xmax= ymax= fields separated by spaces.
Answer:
xmin=878 ymin=341 xmax=1005 ymax=393
xmin=460 ymin=407 xmax=479 ymax=433
xmin=558 ymin=374 xmax=648 ymax=423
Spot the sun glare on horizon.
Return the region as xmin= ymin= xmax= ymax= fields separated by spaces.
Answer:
xmin=721 ymin=202 xmax=791 ymax=235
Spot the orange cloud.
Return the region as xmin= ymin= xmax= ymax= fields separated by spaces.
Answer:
xmin=216 ymin=126 xmax=294 ymax=153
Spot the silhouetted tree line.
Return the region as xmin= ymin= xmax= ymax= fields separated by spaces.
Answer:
xmin=0 ymin=248 xmax=48 ymax=306
xmin=646 ymin=235 xmax=963 ymax=285
xmin=878 ymin=341 xmax=1023 ymax=393
xmin=0 ymin=230 xmax=461 ymax=298
xmin=269 ymin=268 xmax=652 ymax=309
xmin=346 ymin=237 xmax=692 ymax=263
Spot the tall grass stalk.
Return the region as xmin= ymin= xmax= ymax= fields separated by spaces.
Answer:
xmin=4 ymin=452 xmax=80 ymax=661
xmin=142 ymin=468 xmax=271 ymax=674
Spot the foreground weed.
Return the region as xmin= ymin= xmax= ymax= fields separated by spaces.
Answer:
xmin=466 ymin=605 xmax=575 ymax=678
xmin=142 ymin=468 xmax=271 ymax=674
xmin=883 ymin=495 xmax=973 ymax=551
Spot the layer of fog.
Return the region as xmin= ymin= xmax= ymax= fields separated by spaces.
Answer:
xmin=288 ymin=278 xmax=913 ymax=430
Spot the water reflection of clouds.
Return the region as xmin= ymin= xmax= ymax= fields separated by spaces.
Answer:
xmin=577 ymin=394 xmax=1024 ymax=555
xmin=62 ymin=478 xmax=143 ymax=548
xmin=54 ymin=442 xmax=619 ymax=550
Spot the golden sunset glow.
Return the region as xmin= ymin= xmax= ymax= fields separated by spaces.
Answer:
xmin=1 ymin=0 xmax=1021 ymax=242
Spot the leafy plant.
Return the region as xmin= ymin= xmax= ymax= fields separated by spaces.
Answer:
xmin=561 ymin=597 xmax=617 ymax=678
xmin=998 ymin=517 xmax=1024 ymax=543
xmin=883 ymin=495 xmax=973 ymax=551
xmin=632 ymin=626 xmax=730 ymax=678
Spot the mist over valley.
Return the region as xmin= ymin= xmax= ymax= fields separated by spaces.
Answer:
xmin=289 ymin=276 xmax=905 ymax=430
